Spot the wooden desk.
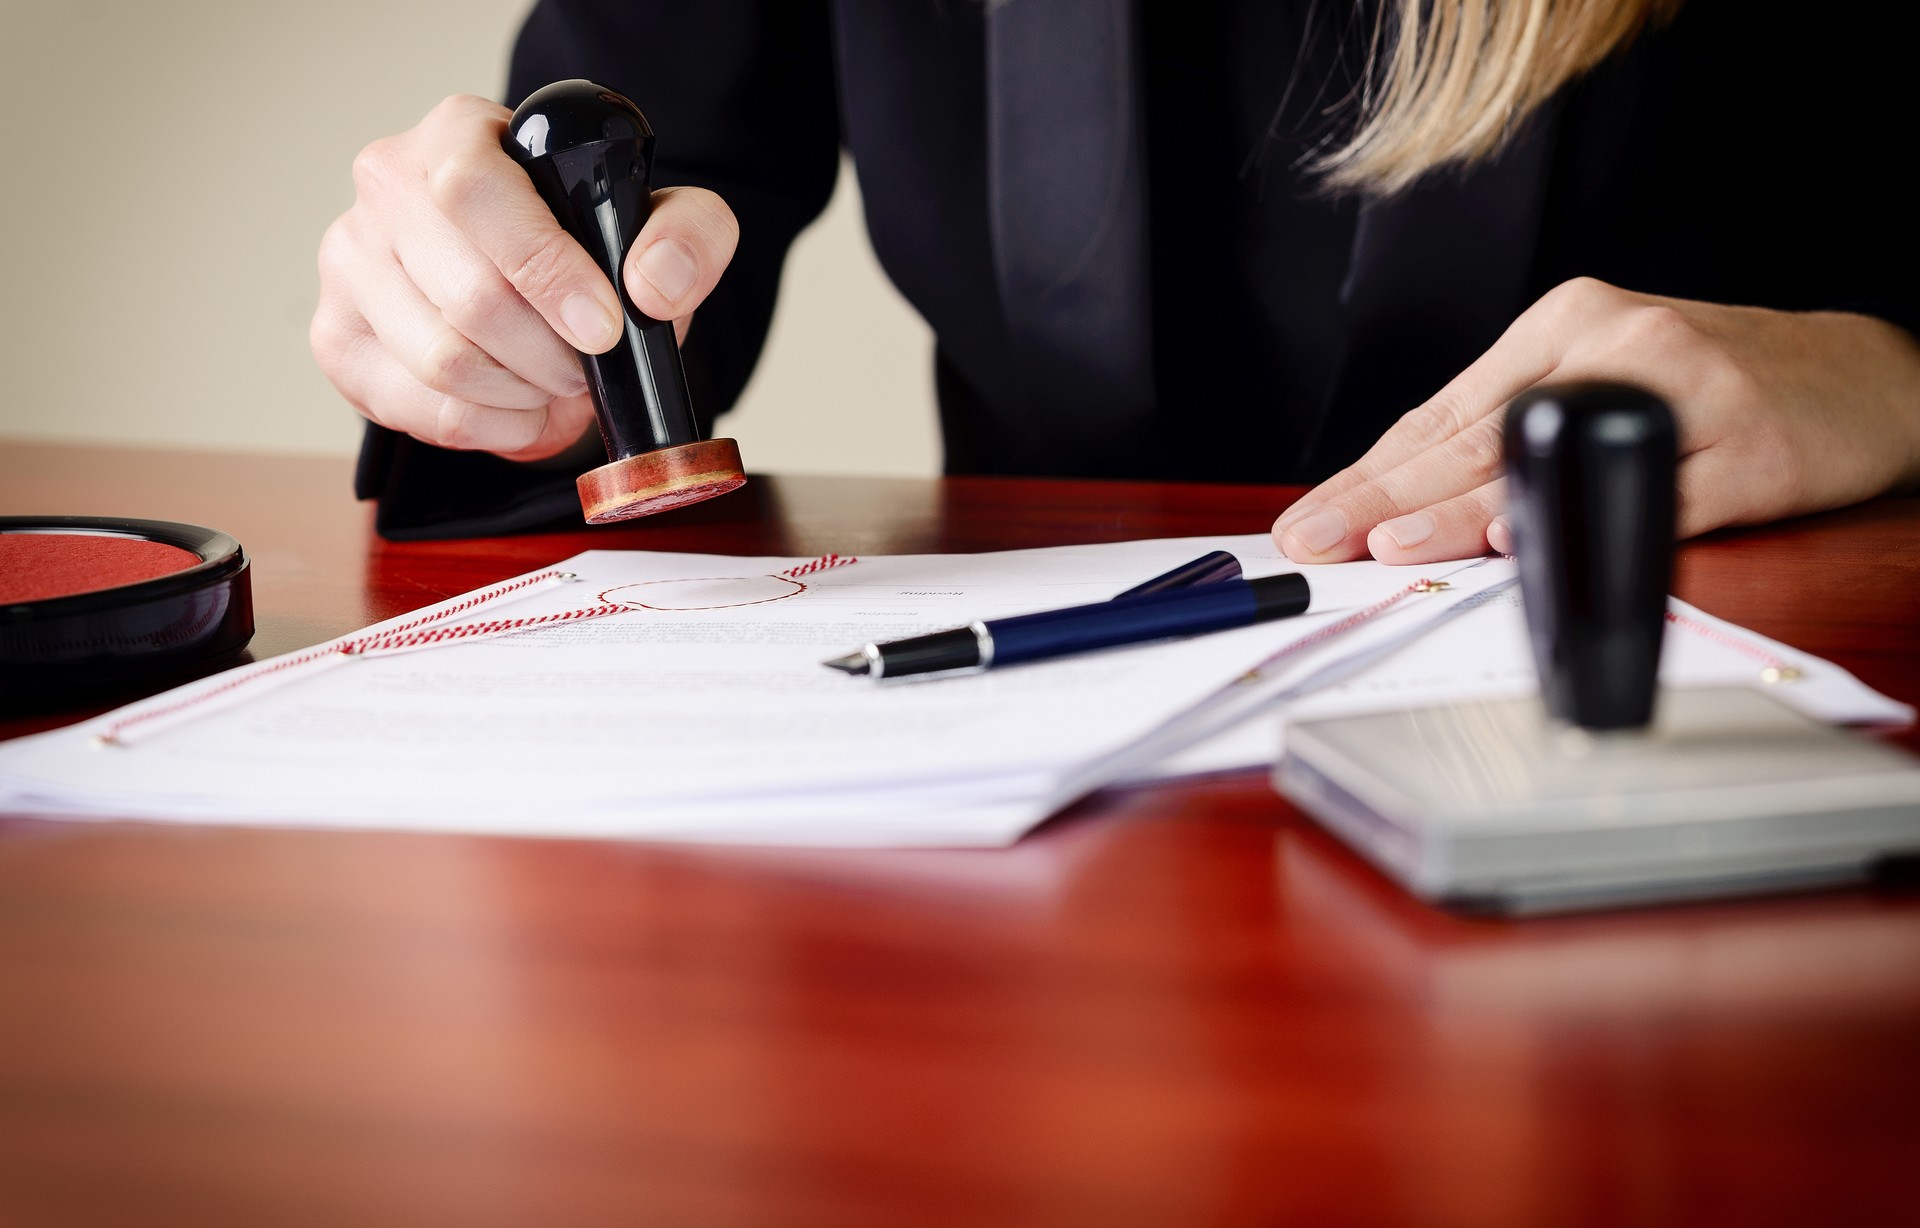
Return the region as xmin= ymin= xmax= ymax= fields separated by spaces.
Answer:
xmin=2 ymin=441 xmax=1917 ymax=1226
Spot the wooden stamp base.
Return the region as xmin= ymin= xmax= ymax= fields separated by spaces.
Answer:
xmin=576 ymin=439 xmax=747 ymax=524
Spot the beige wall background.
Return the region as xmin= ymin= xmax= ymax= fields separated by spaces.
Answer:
xmin=0 ymin=0 xmax=939 ymax=477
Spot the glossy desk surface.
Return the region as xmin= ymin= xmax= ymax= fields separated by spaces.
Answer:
xmin=2 ymin=442 xmax=1917 ymax=1226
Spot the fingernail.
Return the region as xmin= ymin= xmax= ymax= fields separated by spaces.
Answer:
xmin=1286 ymin=507 xmax=1348 ymax=556
xmin=636 ymin=238 xmax=698 ymax=304
xmin=1377 ymin=511 xmax=1435 ymax=551
xmin=561 ymin=293 xmax=619 ymax=348
xmin=1487 ymin=515 xmax=1513 ymax=555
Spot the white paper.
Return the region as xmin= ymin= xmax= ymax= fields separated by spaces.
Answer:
xmin=0 ymin=536 xmax=1468 ymax=843
xmin=2 ymin=534 xmax=1905 ymax=848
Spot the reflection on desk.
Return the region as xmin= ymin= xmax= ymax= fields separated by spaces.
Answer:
xmin=0 ymin=441 xmax=1916 ymax=1226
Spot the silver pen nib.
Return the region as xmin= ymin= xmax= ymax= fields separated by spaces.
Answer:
xmin=821 ymin=651 xmax=871 ymax=676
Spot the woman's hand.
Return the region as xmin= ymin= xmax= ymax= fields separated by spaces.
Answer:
xmin=1273 ymin=277 xmax=1920 ymax=563
xmin=311 ymin=95 xmax=739 ymax=462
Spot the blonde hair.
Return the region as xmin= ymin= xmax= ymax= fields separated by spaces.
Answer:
xmin=1318 ymin=0 xmax=1683 ymax=196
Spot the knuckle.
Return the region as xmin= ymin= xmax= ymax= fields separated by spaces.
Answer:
xmin=1555 ymin=275 xmax=1620 ymax=311
xmin=426 ymin=150 xmax=492 ymax=217
xmin=307 ymin=309 xmax=353 ymax=369
xmin=430 ymin=397 xmax=482 ymax=451
xmin=429 ymin=93 xmax=498 ymax=125
xmin=443 ymin=278 xmax=583 ymax=392
xmin=692 ymin=190 xmax=741 ymax=253
xmin=1538 ymin=276 xmax=1625 ymax=329
xmin=1639 ymin=302 xmax=1692 ymax=337
xmin=424 ymin=94 xmax=470 ymax=125
xmin=315 ymin=220 xmax=356 ymax=279
xmin=1461 ymin=482 xmax=1504 ymax=524
xmin=417 ymin=329 xmax=481 ymax=395
xmin=1398 ymin=393 xmax=1468 ymax=448
xmin=439 ymin=273 xmax=510 ymax=338
xmin=660 ymin=186 xmax=739 ymax=237
xmin=1453 ymin=421 xmax=1505 ymax=475
xmin=1365 ymin=472 xmax=1413 ymax=515
xmin=432 ymin=398 xmax=533 ymax=454
xmin=350 ymin=137 xmax=397 ymax=195
xmin=1616 ymin=303 xmax=1694 ymax=354
xmin=1336 ymin=479 xmax=1399 ymax=526
xmin=1459 ymin=487 xmax=1505 ymax=529
xmin=421 ymin=94 xmax=496 ymax=141
xmin=501 ymin=232 xmax=578 ymax=306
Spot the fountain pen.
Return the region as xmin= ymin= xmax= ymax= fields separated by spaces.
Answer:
xmin=823 ymin=571 xmax=1311 ymax=681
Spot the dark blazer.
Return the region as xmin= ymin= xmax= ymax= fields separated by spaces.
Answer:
xmin=356 ymin=0 xmax=1916 ymax=538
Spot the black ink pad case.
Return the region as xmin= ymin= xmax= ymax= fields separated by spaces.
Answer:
xmin=0 ymin=516 xmax=254 ymax=706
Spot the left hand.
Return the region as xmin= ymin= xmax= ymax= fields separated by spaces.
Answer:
xmin=1272 ymin=277 xmax=1920 ymax=563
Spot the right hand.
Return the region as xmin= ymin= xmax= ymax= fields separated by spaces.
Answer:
xmin=312 ymin=94 xmax=739 ymax=462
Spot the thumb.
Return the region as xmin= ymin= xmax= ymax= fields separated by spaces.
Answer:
xmin=623 ymin=187 xmax=740 ymax=324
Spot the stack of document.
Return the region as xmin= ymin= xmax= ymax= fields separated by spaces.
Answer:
xmin=0 ymin=535 xmax=1906 ymax=846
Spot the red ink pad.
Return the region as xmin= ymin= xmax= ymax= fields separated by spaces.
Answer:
xmin=1 ymin=517 xmax=254 ymax=706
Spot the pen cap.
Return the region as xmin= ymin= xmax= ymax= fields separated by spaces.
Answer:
xmin=504 ymin=80 xmax=744 ymax=523
xmin=1504 ymin=382 xmax=1676 ymax=730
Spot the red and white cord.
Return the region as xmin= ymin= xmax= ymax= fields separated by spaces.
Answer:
xmin=95 ymin=555 xmax=857 ymax=746
xmin=92 ymin=556 xmax=1793 ymax=747
xmin=1226 ymin=575 xmax=1453 ymax=682
xmin=1666 ymin=608 xmax=1801 ymax=682
xmin=780 ymin=552 xmax=857 ymax=578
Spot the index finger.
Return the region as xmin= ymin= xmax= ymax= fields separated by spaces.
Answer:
xmin=423 ymin=99 xmax=625 ymax=354
xmin=1276 ymin=279 xmax=1583 ymax=534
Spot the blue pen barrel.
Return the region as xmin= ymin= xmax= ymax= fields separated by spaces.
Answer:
xmin=830 ymin=572 xmax=1313 ymax=679
xmin=1110 ymin=550 xmax=1243 ymax=600
xmin=989 ymin=573 xmax=1310 ymax=667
